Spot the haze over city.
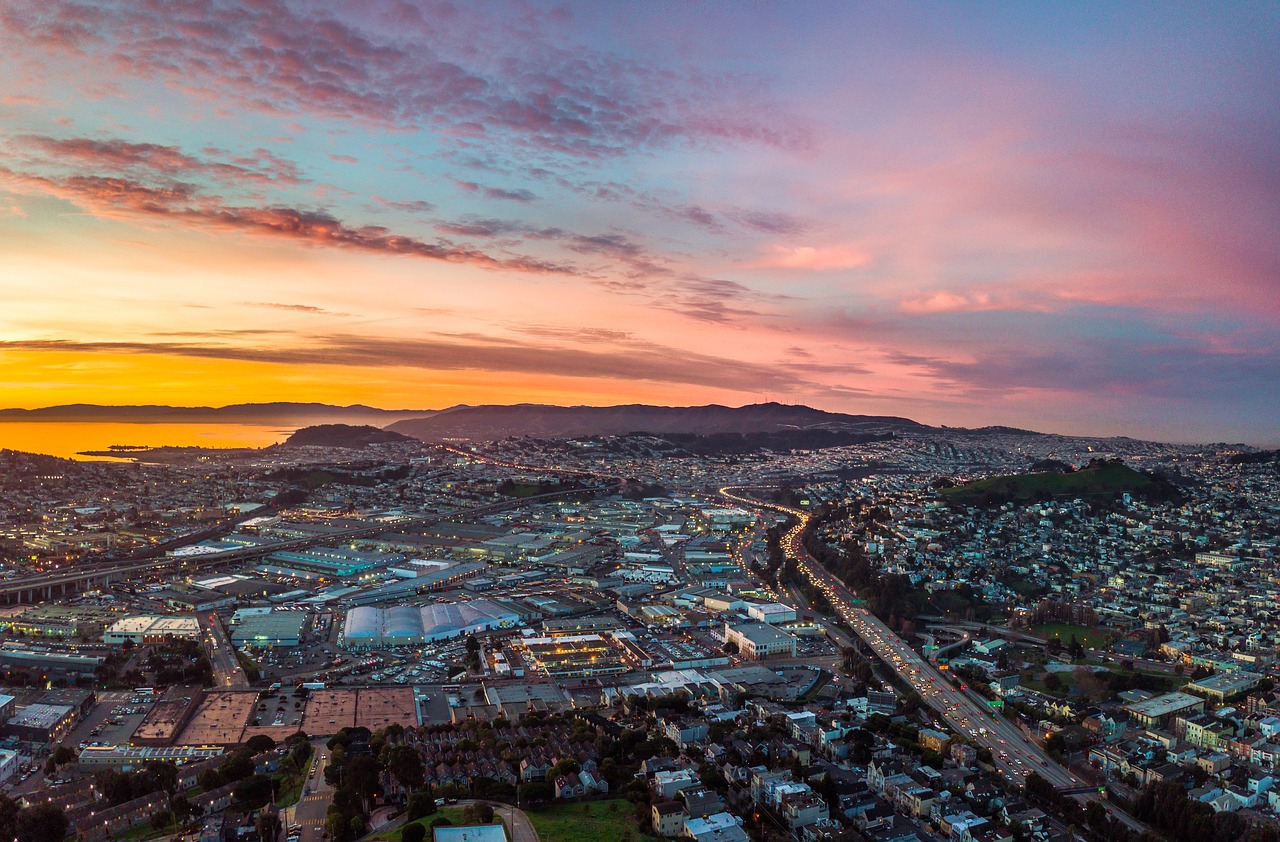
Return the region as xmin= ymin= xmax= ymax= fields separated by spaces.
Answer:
xmin=1 ymin=1 xmax=1277 ymax=443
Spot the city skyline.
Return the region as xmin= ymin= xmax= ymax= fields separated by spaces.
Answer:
xmin=1 ymin=1 xmax=1277 ymax=444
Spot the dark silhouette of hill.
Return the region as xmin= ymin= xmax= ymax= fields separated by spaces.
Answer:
xmin=387 ymin=402 xmax=929 ymax=441
xmin=282 ymin=424 xmax=418 ymax=448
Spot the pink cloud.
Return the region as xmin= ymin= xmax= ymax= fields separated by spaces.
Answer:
xmin=750 ymin=244 xmax=873 ymax=271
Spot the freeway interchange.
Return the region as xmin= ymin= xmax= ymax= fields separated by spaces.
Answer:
xmin=720 ymin=486 xmax=1148 ymax=834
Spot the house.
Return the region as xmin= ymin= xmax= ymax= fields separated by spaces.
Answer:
xmin=684 ymin=811 xmax=748 ymax=842
xmin=652 ymin=801 xmax=688 ymax=838
xmin=578 ymin=769 xmax=608 ymax=795
xmin=919 ymin=728 xmax=951 ymax=754
xmin=519 ymin=758 xmax=550 ymax=781
xmin=654 ymin=769 xmax=701 ymax=800
xmin=554 ymin=774 xmax=583 ymax=800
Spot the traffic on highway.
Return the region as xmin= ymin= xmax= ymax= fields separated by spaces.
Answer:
xmin=719 ymin=486 xmax=1148 ymax=833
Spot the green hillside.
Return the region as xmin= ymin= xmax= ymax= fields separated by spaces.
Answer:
xmin=940 ymin=460 xmax=1160 ymax=505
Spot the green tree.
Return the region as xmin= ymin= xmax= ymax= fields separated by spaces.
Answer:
xmin=246 ymin=734 xmax=277 ymax=754
xmin=345 ymin=754 xmax=383 ymax=811
xmin=17 ymin=803 xmax=69 ymax=842
xmin=233 ymin=775 xmax=276 ymax=809
xmin=407 ymin=790 xmax=437 ymax=820
xmin=387 ymin=744 xmax=424 ymax=791
xmin=402 ymin=823 xmax=427 ymax=842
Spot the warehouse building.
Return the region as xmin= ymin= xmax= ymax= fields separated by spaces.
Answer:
xmin=724 ymin=622 xmax=797 ymax=660
xmin=3 ymin=703 xmax=76 ymax=743
xmin=341 ymin=599 xmax=520 ymax=648
xmin=230 ymin=611 xmax=307 ymax=648
xmin=0 ymin=647 xmax=103 ymax=681
xmin=104 ymin=616 xmax=202 ymax=645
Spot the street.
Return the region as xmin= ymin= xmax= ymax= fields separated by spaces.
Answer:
xmin=202 ymin=612 xmax=250 ymax=689
xmin=286 ymin=741 xmax=332 ymax=842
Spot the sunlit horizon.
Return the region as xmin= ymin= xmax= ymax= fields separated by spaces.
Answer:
xmin=1 ymin=2 xmax=1276 ymax=444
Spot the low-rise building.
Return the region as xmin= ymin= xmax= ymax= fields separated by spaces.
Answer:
xmin=724 ymin=622 xmax=796 ymax=660
xmin=104 ymin=615 xmax=201 ymax=645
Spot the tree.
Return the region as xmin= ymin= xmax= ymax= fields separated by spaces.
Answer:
xmin=219 ymin=748 xmax=255 ymax=783
xmin=407 ymin=791 xmax=437 ymax=821
xmin=0 ymin=794 xmax=19 ymax=842
xmin=464 ymin=802 xmax=494 ymax=824
xmin=246 ymin=734 xmax=277 ymax=754
xmin=346 ymin=754 xmax=383 ymax=811
xmin=548 ymin=759 xmax=580 ymax=780
xmin=520 ymin=781 xmax=553 ymax=804
xmin=387 ymin=744 xmax=424 ymax=792
xmin=325 ymin=811 xmax=349 ymax=842
xmin=198 ymin=768 xmax=225 ymax=792
xmin=17 ymin=803 xmax=69 ymax=842
xmin=402 ymin=823 xmax=427 ymax=842
xmin=233 ymin=775 xmax=275 ymax=809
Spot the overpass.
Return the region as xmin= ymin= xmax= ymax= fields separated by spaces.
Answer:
xmin=0 ymin=481 xmax=616 ymax=604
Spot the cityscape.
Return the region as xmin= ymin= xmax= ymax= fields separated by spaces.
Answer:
xmin=0 ymin=4 xmax=1277 ymax=842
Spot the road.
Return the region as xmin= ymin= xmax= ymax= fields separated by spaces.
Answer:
xmin=202 ymin=613 xmax=250 ymax=688
xmin=289 ymin=742 xmax=333 ymax=842
xmin=0 ymin=480 xmax=618 ymax=601
xmin=720 ymin=486 xmax=1148 ymax=835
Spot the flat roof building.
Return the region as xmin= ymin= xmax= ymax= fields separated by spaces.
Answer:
xmin=105 ymin=615 xmax=201 ymax=645
xmin=1124 ymin=691 xmax=1205 ymax=728
xmin=78 ymin=744 xmax=225 ymax=770
xmin=434 ymin=827 xmax=506 ymax=842
xmin=725 ymin=622 xmax=797 ymax=660
xmin=1186 ymin=671 xmax=1264 ymax=702
xmin=4 ymin=703 xmax=75 ymax=743
xmin=230 ymin=612 xmax=307 ymax=648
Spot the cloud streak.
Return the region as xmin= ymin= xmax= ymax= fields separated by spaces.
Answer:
xmin=0 ymin=0 xmax=809 ymax=162
xmin=0 ymin=333 xmax=837 ymax=395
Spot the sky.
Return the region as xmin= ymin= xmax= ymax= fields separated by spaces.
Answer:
xmin=0 ymin=1 xmax=1277 ymax=444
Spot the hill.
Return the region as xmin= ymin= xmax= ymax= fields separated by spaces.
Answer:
xmin=0 ymin=402 xmax=441 ymax=425
xmin=386 ymin=402 xmax=928 ymax=441
xmin=939 ymin=460 xmax=1173 ymax=505
xmin=282 ymin=424 xmax=418 ymax=448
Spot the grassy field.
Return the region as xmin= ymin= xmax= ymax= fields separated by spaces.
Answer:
xmin=371 ymin=808 xmax=501 ymax=842
xmin=524 ymin=799 xmax=638 ymax=842
xmin=941 ymin=461 xmax=1155 ymax=504
xmin=1031 ymin=622 xmax=1113 ymax=649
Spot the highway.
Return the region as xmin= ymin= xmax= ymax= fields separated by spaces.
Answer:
xmin=720 ymin=486 xmax=1148 ymax=834
xmin=0 ymin=479 xmax=617 ymax=602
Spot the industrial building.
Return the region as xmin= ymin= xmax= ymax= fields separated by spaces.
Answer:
xmin=229 ymin=611 xmax=307 ymax=648
xmin=516 ymin=633 xmax=627 ymax=679
xmin=724 ymin=622 xmax=797 ymax=660
xmin=6 ymin=604 xmax=123 ymax=639
xmin=340 ymin=599 xmax=520 ymax=648
xmin=1123 ymin=692 xmax=1206 ymax=728
xmin=104 ymin=615 xmax=202 ymax=645
xmin=78 ymin=744 xmax=225 ymax=770
xmin=0 ymin=647 xmax=103 ymax=681
xmin=4 ymin=703 xmax=76 ymax=743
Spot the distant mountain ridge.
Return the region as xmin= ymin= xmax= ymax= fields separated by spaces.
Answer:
xmin=0 ymin=402 xmax=445 ymax=425
xmin=387 ymin=401 xmax=932 ymax=441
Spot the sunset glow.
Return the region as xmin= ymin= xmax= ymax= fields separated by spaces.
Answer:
xmin=1 ymin=2 xmax=1277 ymax=442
